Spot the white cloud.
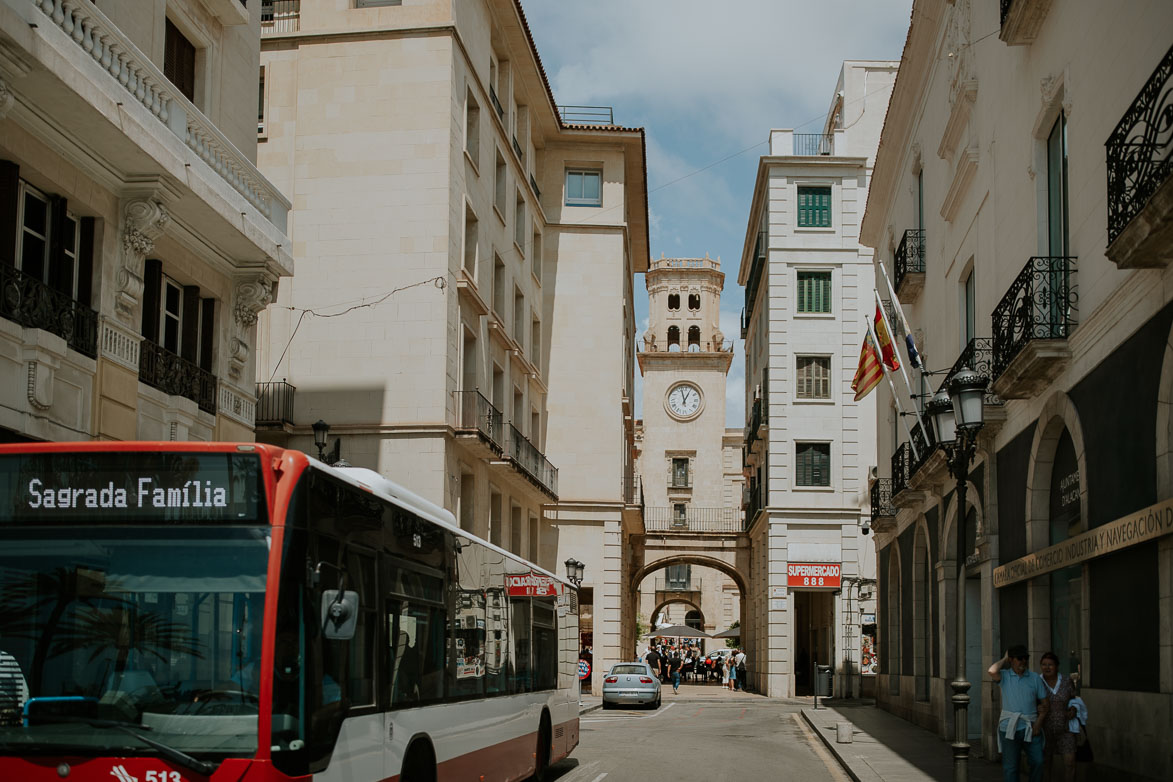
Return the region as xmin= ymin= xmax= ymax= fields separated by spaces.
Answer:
xmin=720 ymin=306 xmax=746 ymax=427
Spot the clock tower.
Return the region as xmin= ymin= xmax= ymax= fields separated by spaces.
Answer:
xmin=637 ymin=254 xmax=736 ymax=518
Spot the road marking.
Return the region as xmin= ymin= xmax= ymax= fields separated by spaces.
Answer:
xmin=738 ymin=708 xmax=746 ymax=720
xmin=581 ymin=702 xmax=676 ymax=723
xmin=792 ymin=713 xmax=850 ymax=782
xmin=589 ymin=775 xmax=608 ymax=782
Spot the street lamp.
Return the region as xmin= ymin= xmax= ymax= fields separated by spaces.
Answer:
xmin=564 ymin=558 xmax=585 ymax=587
xmin=312 ymin=419 xmax=330 ymax=462
xmin=927 ymin=367 xmax=987 ymax=782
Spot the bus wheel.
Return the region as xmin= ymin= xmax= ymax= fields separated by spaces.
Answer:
xmin=401 ymin=740 xmax=436 ymax=782
xmin=531 ymin=713 xmax=551 ymax=781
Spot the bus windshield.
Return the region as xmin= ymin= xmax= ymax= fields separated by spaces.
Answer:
xmin=0 ymin=525 xmax=270 ymax=759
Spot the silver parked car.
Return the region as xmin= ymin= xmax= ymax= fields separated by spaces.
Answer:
xmin=602 ymin=662 xmax=661 ymax=709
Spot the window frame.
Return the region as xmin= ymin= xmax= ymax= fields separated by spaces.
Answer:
xmin=564 ymin=168 xmax=602 ymax=207
xmin=795 ymin=441 xmax=832 ymax=488
xmin=795 ymin=269 xmax=833 ymax=316
xmin=464 ymin=87 xmax=480 ymax=172
xmin=795 ymin=354 xmax=832 ymax=402
xmin=796 ymin=185 xmax=833 ymax=229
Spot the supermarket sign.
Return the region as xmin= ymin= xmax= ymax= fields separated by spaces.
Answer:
xmin=506 ymin=572 xmax=560 ymax=597
xmin=787 ymin=562 xmax=841 ymax=588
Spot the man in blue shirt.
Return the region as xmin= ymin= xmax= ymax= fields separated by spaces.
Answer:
xmin=988 ymin=644 xmax=1049 ymax=782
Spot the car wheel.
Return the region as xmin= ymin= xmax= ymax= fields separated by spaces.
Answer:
xmin=653 ymin=693 xmax=661 ymax=709
xmin=602 ymin=700 xmax=612 ymax=710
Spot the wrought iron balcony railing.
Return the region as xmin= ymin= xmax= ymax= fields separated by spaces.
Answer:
xmin=0 ymin=264 xmax=98 ymax=358
xmin=894 ymin=228 xmax=925 ymax=293
xmin=891 ymin=442 xmax=912 ymax=497
xmin=908 ymin=420 xmax=937 ymax=477
xmin=939 ymin=338 xmax=1003 ymax=407
xmin=743 ymin=230 xmax=768 ymax=324
xmin=991 ymin=256 xmax=1078 ymax=381
xmin=489 ymin=86 xmax=504 ymax=121
xmin=1000 ymin=0 xmax=1013 ymax=25
xmin=792 ymin=133 xmax=834 ymax=156
xmin=1106 ymin=43 xmax=1173 ymax=244
xmin=654 ymin=578 xmax=703 ymax=592
xmin=645 ymin=506 xmax=742 ymax=533
xmin=260 ymin=0 xmax=300 ymax=34
xmin=455 ymin=390 xmax=503 ymax=452
xmin=512 ymin=136 xmax=524 ymax=165
xmin=556 ymin=105 xmax=614 ymax=125
xmin=744 ymin=398 xmax=763 ymax=450
xmin=744 ymin=484 xmax=763 ymax=528
xmin=870 ymin=479 xmax=895 ymax=524
xmin=622 ymin=476 xmax=644 ymax=506
xmin=529 ymin=173 xmax=541 ymax=199
xmin=504 ymin=423 xmax=558 ymax=497
xmin=139 ymin=340 xmax=217 ymax=415
xmin=255 ymin=380 xmax=295 ymax=427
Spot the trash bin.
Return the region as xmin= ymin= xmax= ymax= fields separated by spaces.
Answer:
xmin=816 ymin=665 xmax=833 ymax=697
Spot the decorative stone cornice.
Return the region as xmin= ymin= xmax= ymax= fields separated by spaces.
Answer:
xmin=115 ymin=198 xmax=170 ymax=323
xmin=227 ymin=274 xmax=276 ymax=380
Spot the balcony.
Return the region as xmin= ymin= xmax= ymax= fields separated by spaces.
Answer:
xmin=503 ymin=423 xmax=558 ymax=500
xmin=511 ymin=136 xmax=524 ymax=165
xmin=869 ymin=479 xmax=896 ymax=533
xmin=894 ymin=229 xmax=925 ymax=303
xmin=991 ymin=256 xmax=1077 ymax=399
xmin=1 ymin=264 xmax=98 ymax=358
xmin=454 ymin=390 xmax=503 ymax=458
xmin=489 ymin=87 xmax=504 ymax=121
xmin=139 ymin=340 xmax=217 ymax=415
xmin=529 ymin=174 xmax=541 ymax=199
xmin=645 ymin=507 xmax=742 ymax=534
xmin=260 ymin=0 xmax=300 ymax=34
xmin=622 ymin=476 xmax=644 ymax=507
xmin=743 ymin=484 xmax=763 ymax=528
xmin=940 ymin=337 xmax=1005 ymax=412
xmin=744 ymin=397 xmax=763 ymax=452
xmin=999 ymin=0 xmax=1053 ymax=46
xmin=792 ymin=133 xmax=835 ymax=156
xmin=1106 ymin=43 xmax=1173 ymax=269
xmin=556 ymin=105 xmax=615 ymax=126
xmin=743 ymin=230 xmax=767 ymax=326
xmin=255 ymin=380 xmax=295 ymax=428
xmin=891 ymin=442 xmax=912 ymax=499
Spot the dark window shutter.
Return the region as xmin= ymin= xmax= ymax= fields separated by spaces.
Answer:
xmin=199 ymin=298 xmax=215 ymax=372
xmin=0 ymin=160 xmax=19 ymax=267
xmin=47 ymin=196 xmax=71 ymax=296
xmin=181 ymin=285 xmax=200 ymax=363
xmin=164 ymin=19 xmax=196 ymax=103
xmin=77 ymin=217 xmax=95 ymax=308
xmin=142 ymin=259 xmax=163 ymax=342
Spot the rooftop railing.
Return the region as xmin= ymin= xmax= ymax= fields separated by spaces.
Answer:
xmin=557 ymin=105 xmax=615 ymax=125
xmin=260 ymin=0 xmax=300 ymax=34
xmin=792 ymin=133 xmax=835 ymax=155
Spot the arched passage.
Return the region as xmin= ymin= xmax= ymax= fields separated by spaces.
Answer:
xmin=631 ymin=554 xmax=748 ymax=657
xmin=650 ymin=598 xmax=706 ymax=630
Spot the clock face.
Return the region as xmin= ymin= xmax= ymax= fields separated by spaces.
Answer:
xmin=667 ymin=383 xmax=702 ymax=419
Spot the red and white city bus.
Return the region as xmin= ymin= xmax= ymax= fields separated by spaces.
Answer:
xmin=0 ymin=442 xmax=579 ymax=781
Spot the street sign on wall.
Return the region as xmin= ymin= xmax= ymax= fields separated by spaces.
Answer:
xmin=787 ymin=562 xmax=841 ymax=588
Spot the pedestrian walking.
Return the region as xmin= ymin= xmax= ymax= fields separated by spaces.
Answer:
xmin=726 ymin=654 xmax=737 ymax=691
xmin=988 ymin=644 xmax=1049 ymax=782
xmin=669 ymin=653 xmax=683 ymax=694
xmin=734 ymin=649 xmax=747 ymax=691
xmin=1039 ymin=652 xmax=1078 ymax=782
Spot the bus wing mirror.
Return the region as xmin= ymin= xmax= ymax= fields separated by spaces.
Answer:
xmin=321 ymin=590 xmax=359 ymax=640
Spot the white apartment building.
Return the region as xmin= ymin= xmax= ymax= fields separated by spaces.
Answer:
xmin=862 ymin=1 xmax=1173 ymax=778
xmin=633 ymin=256 xmax=743 ymax=647
xmin=0 ymin=0 xmax=291 ymax=444
xmin=254 ymin=0 xmax=648 ymax=692
xmin=738 ymin=61 xmax=894 ymax=698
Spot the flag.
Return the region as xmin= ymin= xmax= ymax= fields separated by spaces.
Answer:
xmin=904 ymin=333 xmax=923 ymax=370
xmin=876 ymin=263 xmax=924 ymax=369
xmin=874 ymin=305 xmax=900 ymax=372
xmin=851 ymin=334 xmax=884 ymax=401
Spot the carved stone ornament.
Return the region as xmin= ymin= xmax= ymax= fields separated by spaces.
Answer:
xmin=0 ymin=77 xmax=14 ymax=120
xmin=945 ymin=0 xmax=973 ymax=102
xmin=115 ymin=199 xmax=170 ymax=323
xmin=227 ymin=275 xmax=275 ymax=380
xmin=1041 ymin=70 xmax=1073 ymax=117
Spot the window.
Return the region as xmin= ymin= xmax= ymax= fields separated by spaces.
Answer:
xmin=687 ymin=325 xmax=700 ymax=352
xmin=672 ymin=504 xmax=687 ymax=528
xmin=667 ymin=293 xmax=680 ymax=311
xmin=670 ymin=457 xmax=690 ymax=488
xmin=142 ymin=260 xmax=215 ymax=371
xmin=514 ymin=191 xmax=525 ymax=252
xmin=355 ymin=0 xmax=402 ymax=7
xmin=530 ymin=314 xmax=540 ymax=362
xmin=1047 ymin=112 xmax=1069 ymax=256
xmin=565 ymin=169 xmax=602 ymax=206
xmin=492 ymin=255 xmax=505 ymax=315
xmin=666 ymin=564 xmax=691 ymax=588
xmin=796 ymin=442 xmax=831 ymax=487
xmin=513 ymin=288 xmax=524 ymax=344
xmin=527 ymin=513 xmax=539 ymax=562
xmin=163 ymin=18 xmax=196 ymax=103
xmin=962 ymin=267 xmax=976 ymax=347
xmin=464 ymin=89 xmax=480 ymax=168
xmin=796 ymin=356 xmax=831 ymax=400
xmin=796 ymin=270 xmax=832 ymax=314
xmin=667 ymin=325 xmax=680 ymax=351
xmin=494 ymin=150 xmax=507 ymax=217
xmin=258 ymin=67 xmax=266 ymax=137
xmin=462 ymin=205 xmax=478 ymax=275
xmin=688 ymin=293 xmax=700 ymax=311
xmin=797 ymin=186 xmax=832 ymax=228
xmin=15 ymin=182 xmax=89 ymax=301
xmin=531 ymin=230 xmax=542 ymax=281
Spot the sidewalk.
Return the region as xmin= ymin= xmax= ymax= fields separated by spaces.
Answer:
xmin=802 ymin=700 xmax=1002 ymax=782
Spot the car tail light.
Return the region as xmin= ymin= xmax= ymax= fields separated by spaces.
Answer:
xmin=639 ymin=677 xmax=653 ymax=683
xmin=605 ymin=676 xmax=618 ymax=683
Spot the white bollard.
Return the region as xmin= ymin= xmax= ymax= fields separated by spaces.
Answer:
xmin=836 ymin=722 xmax=854 ymax=743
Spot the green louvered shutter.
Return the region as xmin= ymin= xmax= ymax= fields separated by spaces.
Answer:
xmin=797 ymin=271 xmax=832 ymax=314
xmin=798 ymin=186 xmax=832 ymax=227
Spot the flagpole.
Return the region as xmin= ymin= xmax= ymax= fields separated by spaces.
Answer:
xmin=877 ymin=260 xmax=921 ymax=367
xmin=874 ymin=288 xmax=931 ymax=439
xmin=863 ymin=314 xmax=920 ymax=461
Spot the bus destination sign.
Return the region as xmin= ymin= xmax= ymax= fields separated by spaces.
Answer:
xmin=505 ymin=572 xmax=560 ymax=597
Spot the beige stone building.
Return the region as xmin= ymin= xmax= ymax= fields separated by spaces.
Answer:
xmin=0 ymin=0 xmax=291 ymax=444
xmin=632 ymin=256 xmax=743 ymax=647
xmin=254 ymin=0 xmax=648 ymax=692
xmin=862 ymin=1 xmax=1173 ymax=777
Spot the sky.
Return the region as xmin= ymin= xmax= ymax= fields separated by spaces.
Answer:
xmin=521 ymin=0 xmax=914 ymax=427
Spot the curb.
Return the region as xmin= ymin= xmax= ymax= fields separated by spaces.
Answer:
xmin=801 ymin=708 xmax=868 ymax=782
xmin=578 ymin=703 xmax=602 ymax=715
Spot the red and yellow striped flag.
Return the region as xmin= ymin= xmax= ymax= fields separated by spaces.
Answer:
xmin=874 ymin=305 xmax=901 ymax=371
xmin=852 ymin=333 xmax=884 ymax=401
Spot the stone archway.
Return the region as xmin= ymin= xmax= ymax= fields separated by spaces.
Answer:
xmin=630 ymin=554 xmax=748 ymax=658
xmin=649 ymin=598 xmax=706 ymax=630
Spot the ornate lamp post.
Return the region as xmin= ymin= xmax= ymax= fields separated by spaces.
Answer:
xmin=564 ymin=558 xmax=585 ymax=587
xmin=312 ymin=419 xmax=330 ymax=461
xmin=927 ymin=367 xmax=987 ymax=782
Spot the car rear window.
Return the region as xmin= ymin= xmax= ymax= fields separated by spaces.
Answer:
xmin=611 ymin=665 xmax=647 ymax=675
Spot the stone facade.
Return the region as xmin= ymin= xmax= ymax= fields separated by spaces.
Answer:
xmin=861 ymin=2 xmax=1173 ymax=778
xmin=254 ymin=0 xmax=648 ymax=694
xmin=738 ymin=61 xmax=893 ymax=698
xmin=0 ymin=0 xmax=291 ymax=444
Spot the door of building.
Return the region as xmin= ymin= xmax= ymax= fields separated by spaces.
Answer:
xmin=793 ymin=590 xmax=835 ymax=696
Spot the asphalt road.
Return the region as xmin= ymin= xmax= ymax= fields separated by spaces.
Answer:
xmin=545 ymin=690 xmax=849 ymax=782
